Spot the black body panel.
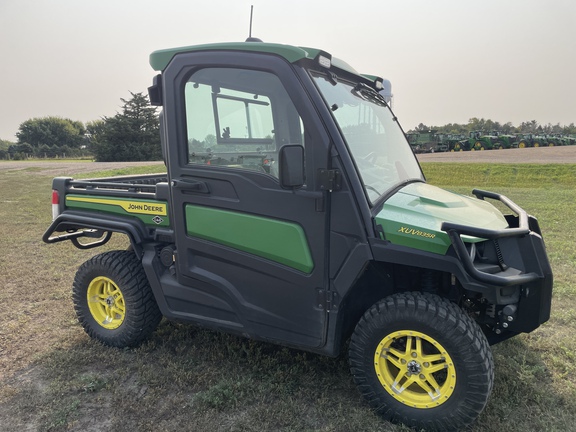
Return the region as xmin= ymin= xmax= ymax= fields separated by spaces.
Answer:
xmin=157 ymin=50 xmax=371 ymax=351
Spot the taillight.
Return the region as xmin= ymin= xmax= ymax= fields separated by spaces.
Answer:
xmin=52 ymin=190 xmax=60 ymax=220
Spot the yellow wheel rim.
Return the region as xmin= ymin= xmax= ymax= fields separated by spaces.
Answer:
xmin=374 ymin=330 xmax=456 ymax=409
xmin=87 ymin=276 xmax=126 ymax=329
xmin=533 ymin=142 xmax=540 ymax=147
xmin=519 ymin=141 xmax=526 ymax=148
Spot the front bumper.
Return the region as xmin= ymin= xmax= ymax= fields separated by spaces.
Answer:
xmin=442 ymin=189 xmax=553 ymax=333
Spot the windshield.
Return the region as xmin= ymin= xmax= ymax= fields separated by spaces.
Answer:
xmin=313 ymin=74 xmax=424 ymax=203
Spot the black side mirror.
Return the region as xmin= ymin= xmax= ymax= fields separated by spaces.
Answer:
xmin=279 ymin=144 xmax=305 ymax=188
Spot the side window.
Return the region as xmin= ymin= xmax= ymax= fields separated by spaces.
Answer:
xmin=184 ymin=68 xmax=303 ymax=178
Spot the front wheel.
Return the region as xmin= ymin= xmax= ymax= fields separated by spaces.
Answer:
xmin=73 ymin=250 xmax=162 ymax=347
xmin=349 ymin=292 xmax=493 ymax=431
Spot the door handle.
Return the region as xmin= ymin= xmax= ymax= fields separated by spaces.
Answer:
xmin=172 ymin=178 xmax=210 ymax=193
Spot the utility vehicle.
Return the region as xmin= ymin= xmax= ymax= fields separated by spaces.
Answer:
xmin=43 ymin=40 xmax=553 ymax=431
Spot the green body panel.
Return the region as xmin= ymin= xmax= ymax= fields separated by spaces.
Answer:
xmin=65 ymin=195 xmax=170 ymax=227
xmin=185 ymin=205 xmax=314 ymax=273
xmin=376 ymin=183 xmax=509 ymax=254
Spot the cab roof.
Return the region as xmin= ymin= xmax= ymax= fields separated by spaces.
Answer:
xmin=149 ymin=41 xmax=360 ymax=75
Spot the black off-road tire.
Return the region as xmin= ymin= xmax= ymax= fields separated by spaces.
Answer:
xmin=72 ymin=250 xmax=162 ymax=347
xmin=349 ymin=292 xmax=494 ymax=432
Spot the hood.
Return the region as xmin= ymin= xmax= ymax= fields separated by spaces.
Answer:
xmin=374 ymin=182 xmax=509 ymax=254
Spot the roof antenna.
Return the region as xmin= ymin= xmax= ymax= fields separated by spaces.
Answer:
xmin=246 ymin=5 xmax=263 ymax=42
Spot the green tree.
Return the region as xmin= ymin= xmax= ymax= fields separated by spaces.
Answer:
xmin=37 ymin=144 xmax=52 ymax=158
xmin=0 ymin=139 xmax=14 ymax=151
xmin=17 ymin=143 xmax=34 ymax=157
xmin=501 ymin=122 xmax=515 ymax=134
xmin=518 ymin=120 xmax=539 ymax=133
xmin=16 ymin=117 xmax=85 ymax=149
xmin=0 ymin=139 xmax=12 ymax=158
xmin=92 ymin=92 xmax=161 ymax=162
xmin=408 ymin=119 xmax=576 ymax=137
xmin=563 ymin=123 xmax=576 ymax=135
xmin=414 ymin=123 xmax=432 ymax=132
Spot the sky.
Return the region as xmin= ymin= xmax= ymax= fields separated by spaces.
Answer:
xmin=1 ymin=0 xmax=575 ymax=141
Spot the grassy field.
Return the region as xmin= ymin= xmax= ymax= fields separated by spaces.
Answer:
xmin=0 ymin=163 xmax=575 ymax=431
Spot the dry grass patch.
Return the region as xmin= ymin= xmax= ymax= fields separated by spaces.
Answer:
xmin=1 ymin=163 xmax=575 ymax=432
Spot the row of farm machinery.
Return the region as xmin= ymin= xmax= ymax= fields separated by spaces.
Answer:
xmin=406 ymin=130 xmax=576 ymax=153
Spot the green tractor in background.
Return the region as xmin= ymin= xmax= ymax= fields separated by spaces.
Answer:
xmin=452 ymin=136 xmax=469 ymax=151
xmin=456 ymin=131 xmax=498 ymax=151
xmin=437 ymin=133 xmax=466 ymax=152
xmin=491 ymin=131 xmax=518 ymax=149
xmin=405 ymin=132 xmax=425 ymax=153
xmin=544 ymin=134 xmax=569 ymax=146
xmin=516 ymin=133 xmax=548 ymax=148
xmin=516 ymin=134 xmax=536 ymax=148
xmin=406 ymin=130 xmax=444 ymax=153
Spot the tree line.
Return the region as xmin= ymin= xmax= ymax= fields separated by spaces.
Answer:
xmin=2 ymin=94 xmax=575 ymax=161
xmin=409 ymin=118 xmax=576 ymax=135
xmin=0 ymin=92 xmax=161 ymax=162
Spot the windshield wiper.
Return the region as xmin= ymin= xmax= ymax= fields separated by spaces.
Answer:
xmin=351 ymin=83 xmax=388 ymax=107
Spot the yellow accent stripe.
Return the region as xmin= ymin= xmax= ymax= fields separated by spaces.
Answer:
xmin=67 ymin=196 xmax=167 ymax=216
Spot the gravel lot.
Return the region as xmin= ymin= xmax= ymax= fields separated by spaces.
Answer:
xmin=416 ymin=145 xmax=576 ymax=164
xmin=0 ymin=146 xmax=575 ymax=177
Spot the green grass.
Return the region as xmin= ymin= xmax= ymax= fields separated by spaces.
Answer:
xmin=422 ymin=162 xmax=576 ymax=188
xmin=76 ymin=164 xmax=166 ymax=179
xmin=0 ymin=163 xmax=575 ymax=432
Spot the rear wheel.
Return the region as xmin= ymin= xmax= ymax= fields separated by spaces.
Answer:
xmin=73 ymin=250 xmax=162 ymax=347
xmin=349 ymin=292 xmax=493 ymax=431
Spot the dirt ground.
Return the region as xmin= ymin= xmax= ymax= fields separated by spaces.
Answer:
xmin=1 ymin=146 xmax=575 ymax=177
xmin=416 ymin=145 xmax=576 ymax=164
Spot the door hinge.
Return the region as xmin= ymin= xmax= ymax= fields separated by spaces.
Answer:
xmin=316 ymin=289 xmax=339 ymax=312
xmin=318 ymin=169 xmax=341 ymax=192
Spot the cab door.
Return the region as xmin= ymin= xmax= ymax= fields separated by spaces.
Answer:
xmin=161 ymin=52 xmax=330 ymax=348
